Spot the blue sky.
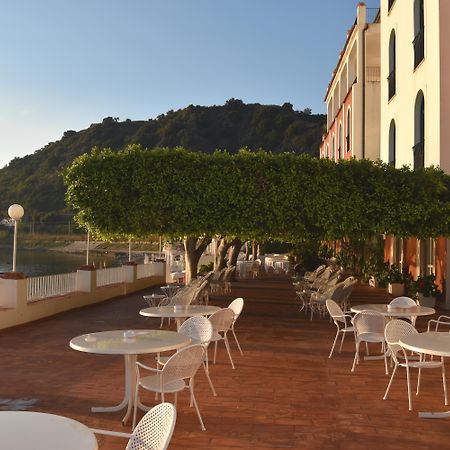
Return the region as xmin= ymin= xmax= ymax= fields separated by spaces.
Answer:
xmin=0 ymin=0 xmax=365 ymax=168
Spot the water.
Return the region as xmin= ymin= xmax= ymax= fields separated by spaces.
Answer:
xmin=0 ymin=247 xmax=121 ymax=277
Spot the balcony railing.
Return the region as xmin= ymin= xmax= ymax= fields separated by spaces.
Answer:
xmin=27 ymin=272 xmax=78 ymax=302
xmin=388 ymin=69 xmax=396 ymax=100
xmin=96 ymin=266 xmax=124 ymax=287
xmin=413 ymin=30 xmax=424 ymax=69
xmin=137 ymin=262 xmax=163 ymax=279
xmin=413 ymin=141 xmax=425 ymax=169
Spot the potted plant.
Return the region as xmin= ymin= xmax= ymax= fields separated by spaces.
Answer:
xmin=386 ymin=264 xmax=405 ymax=296
xmin=411 ymin=274 xmax=441 ymax=307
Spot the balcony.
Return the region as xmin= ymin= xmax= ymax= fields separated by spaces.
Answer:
xmin=413 ymin=140 xmax=425 ymax=169
xmin=388 ymin=69 xmax=396 ymax=100
xmin=413 ymin=29 xmax=424 ymax=69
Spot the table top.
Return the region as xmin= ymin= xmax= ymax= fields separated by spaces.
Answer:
xmin=0 ymin=411 xmax=97 ymax=450
xmin=140 ymin=304 xmax=220 ymax=319
xmin=400 ymin=332 xmax=450 ymax=357
xmin=350 ymin=304 xmax=435 ymax=317
xmin=70 ymin=329 xmax=190 ymax=355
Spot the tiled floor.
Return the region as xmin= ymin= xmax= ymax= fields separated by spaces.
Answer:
xmin=1 ymin=277 xmax=449 ymax=449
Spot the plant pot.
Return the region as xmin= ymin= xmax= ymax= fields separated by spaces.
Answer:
xmin=417 ymin=293 xmax=436 ymax=308
xmin=388 ymin=283 xmax=404 ymax=296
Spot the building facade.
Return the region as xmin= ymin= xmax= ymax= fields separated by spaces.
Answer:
xmin=321 ymin=1 xmax=450 ymax=306
xmin=320 ymin=3 xmax=381 ymax=162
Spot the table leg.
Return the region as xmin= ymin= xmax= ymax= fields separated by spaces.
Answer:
xmin=419 ymin=411 xmax=450 ymax=418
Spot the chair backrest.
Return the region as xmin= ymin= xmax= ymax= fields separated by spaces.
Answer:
xmin=178 ymin=316 xmax=213 ymax=345
xmin=427 ymin=315 xmax=450 ymax=332
xmin=127 ymin=402 xmax=176 ymax=450
xmin=161 ymin=344 xmax=205 ymax=385
xmin=384 ymin=319 xmax=418 ymax=363
xmin=228 ymin=297 xmax=244 ymax=321
xmin=208 ymin=308 xmax=235 ymax=333
xmin=389 ymin=296 xmax=417 ymax=308
xmin=352 ymin=310 xmax=386 ymax=336
xmin=325 ymin=299 xmax=346 ymax=324
xmin=169 ymin=286 xmax=196 ymax=306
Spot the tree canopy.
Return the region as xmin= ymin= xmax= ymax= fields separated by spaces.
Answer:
xmin=64 ymin=145 xmax=450 ymax=242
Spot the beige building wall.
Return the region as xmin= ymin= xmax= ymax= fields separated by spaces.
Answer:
xmin=380 ymin=0 xmax=441 ymax=167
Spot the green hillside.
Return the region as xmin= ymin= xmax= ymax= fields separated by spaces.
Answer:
xmin=0 ymin=99 xmax=325 ymax=223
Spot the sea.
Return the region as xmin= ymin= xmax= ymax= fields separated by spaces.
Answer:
xmin=0 ymin=247 xmax=121 ymax=277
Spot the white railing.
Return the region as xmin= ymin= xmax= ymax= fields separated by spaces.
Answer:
xmin=137 ymin=262 xmax=163 ymax=279
xmin=27 ymin=272 xmax=78 ymax=302
xmin=96 ymin=266 xmax=124 ymax=287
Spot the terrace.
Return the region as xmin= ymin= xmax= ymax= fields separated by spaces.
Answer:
xmin=1 ymin=274 xmax=449 ymax=449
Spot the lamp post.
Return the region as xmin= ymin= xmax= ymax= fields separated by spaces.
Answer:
xmin=8 ymin=204 xmax=24 ymax=272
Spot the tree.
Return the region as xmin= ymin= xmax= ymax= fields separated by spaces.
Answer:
xmin=64 ymin=146 xmax=450 ymax=281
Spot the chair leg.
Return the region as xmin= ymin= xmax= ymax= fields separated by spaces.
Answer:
xmin=383 ymin=343 xmax=389 ymax=375
xmin=213 ymin=341 xmax=218 ymax=364
xmin=383 ymin=363 xmax=398 ymax=400
xmin=223 ymin=336 xmax=235 ymax=369
xmin=232 ymin=327 xmax=243 ymax=356
xmin=442 ymin=357 xmax=448 ymax=405
xmin=351 ymin=341 xmax=360 ymax=372
xmin=132 ymin=382 xmax=139 ymax=430
xmin=338 ymin=330 xmax=346 ymax=353
xmin=203 ymin=361 xmax=217 ymax=396
xmin=189 ymin=381 xmax=206 ymax=431
xmin=329 ymin=326 xmax=340 ymax=358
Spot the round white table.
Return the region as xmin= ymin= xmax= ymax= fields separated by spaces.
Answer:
xmin=70 ymin=329 xmax=190 ymax=424
xmin=142 ymin=293 xmax=167 ymax=307
xmin=140 ymin=305 xmax=221 ymax=330
xmin=0 ymin=411 xmax=97 ymax=450
xmin=351 ymin=304 xmax=435 ymax=318
xmin=400 ymin=331 xmax=450 ymax=418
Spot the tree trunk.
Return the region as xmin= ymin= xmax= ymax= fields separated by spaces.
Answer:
xmin=214 ymin=237 xmax=233 ymax=271
xmin=244 ymin=242 xmax=250 ymax=261
xmin=252 ymin=242 xmax=258 ymax=261
xmin=228 ymin=238 xmax=242 ymax=281
xmin=184 ymin=236 xmax=212 ymax=284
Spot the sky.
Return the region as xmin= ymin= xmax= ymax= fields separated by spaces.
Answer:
xmin=0 ymin=0 xmax=367 ymax=169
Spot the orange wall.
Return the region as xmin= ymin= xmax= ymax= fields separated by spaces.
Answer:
xmin=436 ymin=237 xmax=446 ymax=293
xmin=384 ymin=235 xmax=393 ymax=263
xmin=320 ymin=89 xmax=353 ymax=160
xmin=403 ymin=238 xmax=418 ymax=279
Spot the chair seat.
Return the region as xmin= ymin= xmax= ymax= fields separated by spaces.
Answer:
xmin=139 ymin=375 xmax=186 ymax=393
xmin=357 ymin=332 xmax=384 ymax=343
xmin=401 ymin=360 xmax=444 ymax=369
xmin=342 ymin=326 xmax=354 ymax=333
xmin=210 ymin=331 xmax=223 ymax=342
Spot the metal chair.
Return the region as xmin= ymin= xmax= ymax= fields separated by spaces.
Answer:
xmin=228 ymin=297 xmax=244 ymax=355
xmin=384 ymin=319 xmax=448 ymax=410
xmin=326 ymin=299 xmax=354 ymax=358
xmin=208 ymin=308 xmax=236 ymax=369
xmin=91 ymin=402 xmax=176 ymax=450
xmin=389 ymin=296 xmax=418 ymax=325
xmin=133 ymin=344 xmax=206 ymax=431
xmin=351 ymin=310 xmax=388 ymax=374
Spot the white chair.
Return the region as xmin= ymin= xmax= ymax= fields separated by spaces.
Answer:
xmin=383 ymin=319 xmax=448 ymax=411
xmin=228 ymin=297 xmax=244 ymax=355
xmin=427 ymin=315 xmax=450 ymax=332
xmin=91 ymin=402 xmax=176 ymax=450
xmin=208 ymin=308 xmax=236 ymax=369
xmin=351 ymin=310 xmax=388 ymax=374
xmin=157 ymin=316 xmax=217 ymax=397
xmin=326 ymin=299 xmax=354 ymax=358
xmin=389 ymin=296 xmax=418 ymax=325
xmin=134 ymin=344 xmax=206 ymax=431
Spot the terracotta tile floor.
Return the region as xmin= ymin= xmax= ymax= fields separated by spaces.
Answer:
xmin=1 ymin=277 xmax=450 ymax=449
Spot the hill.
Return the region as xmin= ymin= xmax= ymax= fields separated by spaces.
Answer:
xmin=0 ymin=99 xmax=325 ymax=224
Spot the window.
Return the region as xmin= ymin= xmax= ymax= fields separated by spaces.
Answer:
xmin=413 ymin=0 xmax=424 ymax=68
xmin=419 ymin=238 xmax=435 ymax=276
xmin=388 ymin=0 xmax=395 ymax=12
xmin=388 ymin=120 xmax=396 ymax=165
xmin=338 ymin=122 xmax=342 ymax=159
xmin=413 ymin=90 xmax=425 ymax=169
xmin=326 ymin=143 xmax=329 ymax=158
xmin=346 ymin=107 xmax=351 ymax=154
xmin=388 ymin=30 xmax=396 ymax=100
xmin=332 ymin=134 xmax=335 ymax=160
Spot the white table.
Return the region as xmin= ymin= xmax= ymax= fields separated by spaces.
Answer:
xmin=160 ymin=284 xmax=182 ymax=298
xmin=351 ymin=304 xmax=435 ymax=318
xmin=400 ymin=332 xmax=450 ymax=418
xmin=0 ymin=411 xmax=97 ymax=450
xmin=143 ymin=293 xmax=167 ymax=307
xmin=70 ymin=329 xmax=190 ymax=424
xmin=140 ymin=305 xmax=220 ymax=330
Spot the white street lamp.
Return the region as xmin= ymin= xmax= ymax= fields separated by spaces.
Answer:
xmin=8 ymin=204 xmax=24 ymax=272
